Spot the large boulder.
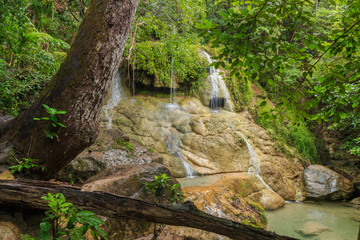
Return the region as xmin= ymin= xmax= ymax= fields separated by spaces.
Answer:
xmin=248 ymin=189 xmax=286 ymax=210
xmin=57 ymin=128 xmax=163 ymax=183
xmin=82 ymin=163 xmax=177 ymax=201
xmin=82 ymin=163 xmax=179 ymax=240
xmin=303 ymin=165 xmax=355 ymax=200
xmin=156 ymin=173 xmax=272 ymax=240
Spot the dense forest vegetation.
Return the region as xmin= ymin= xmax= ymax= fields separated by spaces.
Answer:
xmin=0 ymin=0 xmax=359 ymax=165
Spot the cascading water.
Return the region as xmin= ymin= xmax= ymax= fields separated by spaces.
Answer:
xmin=103 ymin=71 xmax=126 ymax=129
xmin=132 ymin=54 xmax=136 ymax=96
xmin=201 ymin=51 xmax=234 ymax=111
xmin=163 ymin=104 xmax=196 ymax=178
xmin=240 ymin=134 xmax=274 ymax=191
xmin=165 ymin=132 xmax=196 ymax=178
xmin=170 ymin=57 xmax=176 ymax=103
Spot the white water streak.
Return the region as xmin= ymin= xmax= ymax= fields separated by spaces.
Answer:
xmin=240 ymin=134 xmax=274 ymax=191
xmin=201 ymin=51 xmax=234 ymax=111
xmin=170 ymin=57 xmax=176 ymax=103
xmin=103 ymin=71 xmax=126 ymax=129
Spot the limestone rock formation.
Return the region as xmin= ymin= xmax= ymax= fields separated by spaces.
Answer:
xmin=303 ymin=164 xmax=354 ymax=200
xmin=57 ymin=128 xmax=163 ymax=183
xmin=109 ymin=95 xmax=304 ymax=200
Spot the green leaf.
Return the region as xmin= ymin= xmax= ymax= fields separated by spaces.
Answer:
xmin=69 ymin=227 xmax=83 ymax=240
xmin=256 ymin=95 xmax=266 ymax=99
xmin=40 ymin=222 xmax=50 ymax=231
xmin=219 ymin=12 xmax=229 ymax=20
xmin=77 ymin=211 xmax=96 ymax=217
xmin=308 ymin=43 xmax=316 ymax=50
xmin=339 ymin=112 xmax=347 ymax=119
xmin=260 ymin=101 xmax=267 ymax=107
xmin=56 ymin=110 xmax=67 ymax=114
xmin=42 ymin=104 xmax=51 ymax=111
xmin=83 ymin=216 xmax=105 ymax=226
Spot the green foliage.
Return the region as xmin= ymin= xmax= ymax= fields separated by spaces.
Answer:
xmin=133 ymin=41 xmax=207 ymax=91
xmin=0 ymin=0 xmax=72 ymax=116
xmin=255 ymin=100 xmax=318 ymax=164
xmin=115 ymin=139 xmax=134 ymax=152
xmin=197 ymin=0 xmax=360 ymax=158
xmin=226 ymin=75 xmax=253 ymax=111
xmin=0 ymin=60 xmax=49 ymax=115
xmin=342 ymin=137 xmax=360 ymax=157
xmin=34 ymin=104 xmax=67 ymax=139
xmin=31 ymin=193 xmax=108 ymax=240
xmin=21 ymin=234 xmax=35 ymax=240
xmin=142 ymin=173 xmax=185 ymax=239
xmin=9 ymin=157 xmax=46 ymax=174
xmin=143 ymin=173 xmax=185 ymax=204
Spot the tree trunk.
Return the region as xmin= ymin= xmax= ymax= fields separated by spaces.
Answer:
xmin=0 ymin=180 xmax=296 ymax=240
xmin=0 ymin=0 xmax=140 ymax=179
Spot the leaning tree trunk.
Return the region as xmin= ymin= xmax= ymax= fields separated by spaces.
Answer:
xmin=0 ymin=0 xmax=140 ymax=179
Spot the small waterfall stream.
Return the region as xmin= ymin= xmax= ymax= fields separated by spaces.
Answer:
xmin=163 ymin=104 xmax=196 ymax=178
xmin=240 ymin=134 xmax=274 ymax=191
xmin=103 ymin=71 xmax=126 ymax=129
xmin=201 ymin=51 xmax=234 ymax=111
xmin=170 ymin=57 xmax=176 ymax=103
xmin=132 ymin=54 xmax=136 ymax=96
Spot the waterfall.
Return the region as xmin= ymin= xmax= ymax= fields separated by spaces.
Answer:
xmin=132 ymin=54 xmax=136 ymax=96
xmin=164 ymin=129 xmax=196 ymax=178
xmin=103 ymin=71 xmax=126 ymax=129
xmin=240 ymin=134 xmax=274 ymax=191
xmin=170 ymin=57 xmax=176 ymax=103
xmin=201 ymin=51 xmax=234 ymax=111
xmin=163 ymin=103 xmax=196 ymax=178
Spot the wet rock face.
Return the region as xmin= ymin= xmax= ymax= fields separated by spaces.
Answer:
xmin=304 ymin=165 xmax=355 ymax=200
xmin=109 ymin=96 xmax=304 ymax=200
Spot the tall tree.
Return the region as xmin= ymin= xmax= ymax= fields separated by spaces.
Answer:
xmin=0 ymin=0 xmax=140 ymax=179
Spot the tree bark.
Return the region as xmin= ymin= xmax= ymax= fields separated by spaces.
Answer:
xmin=0 ymin=180 xmax=297 ymax=240
xmin=0 ymin=0 xmax=140 ymax=179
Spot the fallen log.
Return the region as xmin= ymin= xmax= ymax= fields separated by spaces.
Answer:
xmin=0 ymin=179 xmax=296 ymax=240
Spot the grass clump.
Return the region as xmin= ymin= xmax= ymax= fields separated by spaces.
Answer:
xmin=113 ymin=139 xmax=134 ymax=152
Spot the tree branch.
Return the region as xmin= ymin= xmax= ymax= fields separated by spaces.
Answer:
xmin=289 ymin=18 xmax=360 ymax=102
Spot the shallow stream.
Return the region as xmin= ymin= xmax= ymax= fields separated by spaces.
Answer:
xmin=178 ymin=175 xmax=360 ymax=240
xmin=266 ymin=201 xmax=360 ymax=240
